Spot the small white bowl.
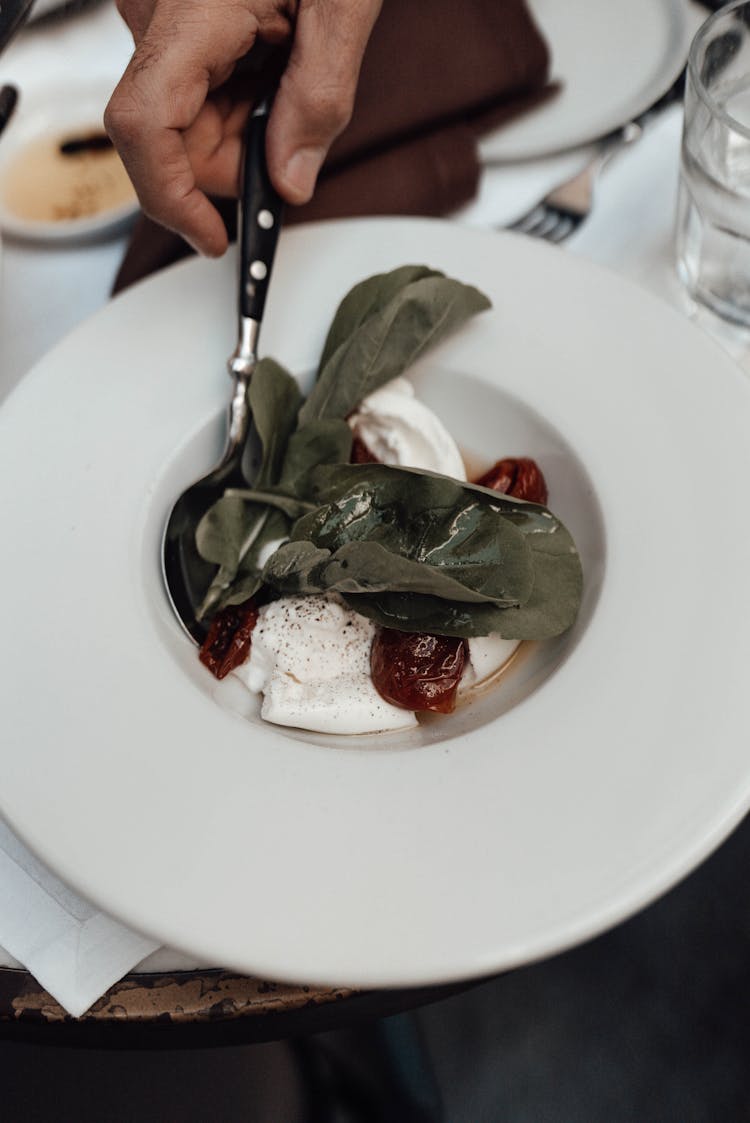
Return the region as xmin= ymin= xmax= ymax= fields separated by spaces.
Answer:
xmin=0 ymin=79 xmax=139 ymax=244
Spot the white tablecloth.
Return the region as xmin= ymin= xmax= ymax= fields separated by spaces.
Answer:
xmin=1 ymin=0 xmax=746 ymax=1017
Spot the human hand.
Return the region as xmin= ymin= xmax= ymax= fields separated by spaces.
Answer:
xmin=105 ymin=0 xmax=382 ymax=256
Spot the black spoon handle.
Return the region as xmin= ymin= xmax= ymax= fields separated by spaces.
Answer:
xmin=238 ymin=100 xmax=284 ymax=324
xmin=0 ymin=85 xmax=18 ymax=140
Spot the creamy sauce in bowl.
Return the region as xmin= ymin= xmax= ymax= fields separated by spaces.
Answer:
xmin=0 ymin=78 xmax=141 ymax=243
xmin=0 ymin=128 xmax=135 ymax=226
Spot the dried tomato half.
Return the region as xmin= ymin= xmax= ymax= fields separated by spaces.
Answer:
xmin=474 ymin=457 xmax=548 ymax=505
xmin=199 ymin=599 xmax=258 ymax=680
xmin=350 ymin=435 xmax=380 ymax=464
xmin=371 ymin=629 xmax=468 ymax=714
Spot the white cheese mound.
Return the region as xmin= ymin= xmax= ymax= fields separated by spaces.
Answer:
xmin=233 ymin=595 xmax=417 ymax=735
xmin=347 ymin=377 xmax=466 ymax=480
xmin=462 ymin=634 xmax=521 ymax=693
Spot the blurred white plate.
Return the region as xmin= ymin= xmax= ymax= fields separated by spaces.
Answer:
xmin=1 ymin=218 xmax=750 ymax=987
xmin=0 ymin=79 xmax=137 ymax=243
xmin=27 ymin=0 xmax=97 ymax=21
xmin=481 ymin=0 xmax=694 ymax=162
xmin=28 ymin=0 xmax=73 ymax=19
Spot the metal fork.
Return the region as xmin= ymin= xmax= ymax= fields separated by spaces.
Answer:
xmin=508 ymin=122 xmax=643 ymax=242
xmin=506 ymin=70 xmax=686 ymax=243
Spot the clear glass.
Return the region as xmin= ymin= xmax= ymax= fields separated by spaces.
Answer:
xmin=675 ymin=0 xmax=750 ymax=326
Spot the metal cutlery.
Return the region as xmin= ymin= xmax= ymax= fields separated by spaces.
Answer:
xmin=162 ymin=100 xmax=283 ymax=643
xmin=506 ymin=69 xmax=686 ymax=243
xmin=0 ymin=84 xmax=17 ymax=139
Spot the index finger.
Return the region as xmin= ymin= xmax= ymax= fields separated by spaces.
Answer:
xmin=105 ymin=7 xmax=260 ymax=254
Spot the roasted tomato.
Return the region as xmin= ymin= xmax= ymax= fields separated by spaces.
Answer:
xmin=474 ymin=456 xmax=548 ymax=504
xmin=350 ymin=434 xmax=380 ymax=463
xmin=199 ymin=599 xmax=258 ymax=679
xmin=371 ymin=628 xmax=468 ymax=714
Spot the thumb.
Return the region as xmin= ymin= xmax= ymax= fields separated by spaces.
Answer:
xmin=266 ymin=0 xmax=382 ymax=205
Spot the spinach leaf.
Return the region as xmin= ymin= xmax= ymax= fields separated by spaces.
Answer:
xmin=248 ymin=357 xmax=303 ymax=488
xmin=277 ymin=418 xmax=353 ymax=494
xmin=317 ymin=265 xmax=443 ymax=373
xmin=262 ymin=539 xmax=525 ymax=604
xmin=198 ymin=506 xmax=289 ymax=617
xmin=341 ymin=591 xmax=517 ymax=638
xmin=342 ymin=580 xmax=580 ymax=639
xmin=340 ymin=542 xmax=582 ymax=639
xmin=196 ymin=494 xmax=265 ymax=570
xmin=298 ymin=274 xmax=491 ymax=426
xmin=194 ymin=358 xmax=301 ymax=607
xmin=276 ymin=463 xmax=582 ymax=638
xmin=290 ymin=464 xmax=533 ymax=605
xmin=223 ymin=489 xmax=314 ymax=520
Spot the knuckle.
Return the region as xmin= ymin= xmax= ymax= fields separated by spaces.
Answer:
xmin=114 ymin=0 xmax=139 ymax=19
xmin=103 ymin=91 xmax=140 ymax=144
xmin=302 ymin=81 xmax=354 ymax=136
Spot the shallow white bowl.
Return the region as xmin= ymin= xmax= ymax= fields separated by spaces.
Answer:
xmin=1 ymin=218 xmax=750 ymax=987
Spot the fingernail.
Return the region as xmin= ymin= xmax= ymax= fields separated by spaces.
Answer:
xmin=282 ymin=146 xmax=326 ymax=203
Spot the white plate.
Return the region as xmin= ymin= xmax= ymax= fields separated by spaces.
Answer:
xmin=28 ymin=0 xmax=75 ymax=19
xmin=481 ymin=0 xmax=694 ymax=162
xmin=2 ymin=218 xmax=750 ymax=988
xmin=0 ymin=80 xmax=137 ymax=243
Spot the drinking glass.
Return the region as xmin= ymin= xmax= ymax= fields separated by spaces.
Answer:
xmin=675 ymin=0 xmax=750 ymax=326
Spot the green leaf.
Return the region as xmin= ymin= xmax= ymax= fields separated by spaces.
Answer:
xmin=235 ymin=507 xmax=289 ymax=577
xmin=195 ymin=497 xmax=271 ymax=617
xmin=277 ymin=419 xmax=353 ymax=496
xmin=223 ymin=488 xmax=314 ymax=520
xmin=194 ymin=358 xmax=301 ymax=609
xmin=298 ymin=274 xmax=491 ymax=426
xmin=278 ymin=463 xmax=582 ymax=638
xmin=197 ymin=506 xmax=289 ymax=618
xmin=196 ymin=494 xmax=266 ymax=569
xmin=341 ymin=581 xmax=580 ymax=639
xmin=262 ymin=539 xmax=522 ymax=604
xmin=489 ymin=532 xmax=583 ymax=639
xmin=199 ymin=567 xmax=265 ymax=620
xmin=341 ymin=591 xmax=516 ymax=638
xmin=248 ymin=357 xmax=303 ymax=488
xmin=317 ymin=265 xmax=443 ymax=373
xmin=291 ymin=464 xmax=532 ymax=606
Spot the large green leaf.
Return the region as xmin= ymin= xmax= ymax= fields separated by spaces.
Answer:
xmin=341 ymin=578 xmax=581 ymax=638
xmin=196 ymin=494 xmax=265 ymax=569
xmin=341 ymin=591 xmax=517 ymax=638
xmin=194 ymin=358 xmax=301 ymax=607
xmin=262 ymin=538 xmax=524 ymax=605
xmin=248 ymin=357 xmax=303 ymax=488
xmin=280 ymin=463 xmax=582 ymax=637
xmin=341 ymin=558 xmax=582 ymax=637
xmin=277 ymin=418 xmax=353 ymax=495
xmin=298 ymin=274 xmax=491 ymax=426
xmin=316 ymin=265 xmax=443 ymax=373
xmin=223 ymin=488 xmax=314 ymax=520
xmin=290 ymin=464 xmax=533 ymax=605
xmin=197 ymin=506 xmax=289 ymax=618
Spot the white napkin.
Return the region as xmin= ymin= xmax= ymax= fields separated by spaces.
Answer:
xmin=0 ymin=819 xmax=159 ymax=1018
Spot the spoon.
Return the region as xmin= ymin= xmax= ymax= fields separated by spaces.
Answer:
xmin=162 ymin=100 xmax=283 ymax=643
xmin=0 ymin=85 xmax=18 ymax=139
